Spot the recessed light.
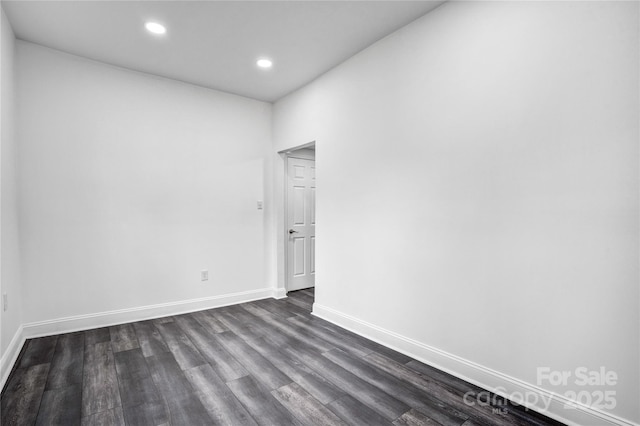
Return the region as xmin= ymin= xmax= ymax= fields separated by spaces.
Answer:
xmin=145 ymin=22 xmax=166 ymax=35
xmin=256 ymin=58 xmax=273 ymax=69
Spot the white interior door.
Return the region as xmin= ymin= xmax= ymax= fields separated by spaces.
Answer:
xmin=287 ymin=156 xmax=315 ymax=291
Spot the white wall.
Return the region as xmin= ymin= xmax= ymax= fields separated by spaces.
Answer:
xmin=274 ymin=1 xmax=639 ymax=425
xmin=1 ymin=7 xmax=23 ymax=367
xmin=17 ymin=42 xmax=272 ymax=326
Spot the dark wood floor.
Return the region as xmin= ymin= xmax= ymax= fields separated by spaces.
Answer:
xmin=1 ymin=289 xmax=564 ymax=426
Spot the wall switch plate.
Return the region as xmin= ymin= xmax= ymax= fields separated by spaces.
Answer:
xmin=257 ymin=201 xmax=263 ymax=210
xmin=2 ymin=293 xmax=7 ymax=312
xmin=201 ymin=270 xmax=208 ymax=281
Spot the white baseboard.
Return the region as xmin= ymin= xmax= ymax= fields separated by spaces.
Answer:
xmin=273 ymin=287 xmax=287 ymax=299
xmin=312 ymin=303 xmax=638 ymax=426
xmin=22 ymin=288 xmax=274 ymax=339
xmin=1 ymin=324 xmax=25 ymax=392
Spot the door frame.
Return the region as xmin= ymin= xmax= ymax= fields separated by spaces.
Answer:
xmin=276 ymin=142 xmax=316 ymax=296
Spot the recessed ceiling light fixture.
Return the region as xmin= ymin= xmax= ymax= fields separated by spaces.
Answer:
xmin=145 ymin=22 xmax=166 ymax=35
xmin=256 ymin=58 xmax=273 ymax=69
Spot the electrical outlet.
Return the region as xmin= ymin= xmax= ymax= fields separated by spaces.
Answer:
xmin=201 ymin=270 xmax=208 ymax=281
xmin=257 ymin=201 xmax=263 ymax=210
xmin=2 ymin=293 xmax=7 ymax=312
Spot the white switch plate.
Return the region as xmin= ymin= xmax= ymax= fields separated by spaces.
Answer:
xmin=201 ymin=270 xmax=208 ymax=281
xmin=257 ymin=201 xmax=263 ymax=210
xmin=2 ymin=293 xmax=7 ymax=312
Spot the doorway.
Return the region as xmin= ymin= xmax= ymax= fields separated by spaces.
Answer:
xmin=285 ymin=146 xmax=315 ymax=292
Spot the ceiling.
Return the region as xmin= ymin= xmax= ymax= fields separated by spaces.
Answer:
xmin=3 ymin=1 xmax=444 ymax=102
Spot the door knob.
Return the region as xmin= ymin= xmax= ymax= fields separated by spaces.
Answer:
xmin=289 ymin=229 xmax=298 ymax=234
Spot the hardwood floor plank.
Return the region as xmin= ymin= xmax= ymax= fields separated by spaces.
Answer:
xmin=217 ymin=304 xmax=261 ymax=327
xmin=365 ymin=352 xmax=526 ymax=426
xmin=301 ymin=292 xmax=314 ymax=302
xmin=354 ymin=339 xmax=413 ymax=365
xmin=18 ymin=336 xmax=58 ymax=368
xmin=152 ymin=316 xmax=174 ymax=324
xmin=114 ymin=348 xmax=162 ymax=408
xmin=2 ymin=364 xmax=50 ymax=397
xmin=404 ymin=360 xmax=485 ymax=396
xmin=367 ymin=352 xmax=464 ymax=396
xmin=118 ymin=375 xmax=161 ymax=411
xmin=82 ymin=342 xmax=121 ymax=418
xmin=498 ymin=401 xmax=566 ymax=426
xmin=173 ymin=316 xmax=249 ymax=382
xmin=145 ymin=351 xmax=213 ymax=424
xmin=1 ymin=364 xmax=50 ymax=426
xmin=393 ymin=408 xmax=444 ymax=426
xmin=303 ymin=315 xmax=414 ymax=364
xmin=145 ymin=351 xmax=194 ymax=399
xmin=109 ymin=324 xmax=140 ymax=353
xmin=36 ymin=384 xmax=82 ymax=426
xmin=460 ymin=420 xmax=486 ymax=426
xmin=217 ymin=311 xmax=342 ymax=405
xmin=227 ymin=375 xmax=303 ymax=426
xmin=81 ymin=406 xmax=126 ymax=426
xmin=288 ymin=315 xmax=372 ymax=357
xmin=274 ymin=336 xmax=409 ymax=420
xmin=46 ymin=332 xmax=85 ymax=390
xmin=324 ymin=348 xmax=468 ymax=425
xmin=193 ymin=309 xmax=229 ymax=333
xmin=284 ymin=294 xmax=312 ymax=311
xmin=327 ymin=394 xmax=392 ymax=426
xmin=254 ymin=319 xmax=318 ymax=354
xmin=293 ymin=372 xmax=346 ymax=405
xmin=84 ymin=328 xmax=111 ymax=347
xmin=278 ymin=299 xmax=312 ymax=317
xmin=259 ymin=312 xmax=335 ymax=353
xmin=121 ymin=402 xmax=169 ymax=426
xmin=293 ymin=290 xmax=314 ymax=304
xmin=245 ymin=316 xmax=298 ymax=344
xmin=172 ymin=312 xmax=206 ymax=332
xmin=255 ymin=298 xmax=302 ymax=319
xmin=250 ymin=298 xmax=286 ymax=315
xmin=214 ymin=330 xmax=292 ymax=390
xmin=132 ymin=320 xmax=170 ymax=358
xmin=155 ymin=322 xmax=206 ymax=370
xmin=241 ymin=335 xmax=315 ymax=382
xmin=272 ymin=381 xmax=347 ymax=426
xmin=213 ymin=308 xmax=267 ymax=341
xmin=114 ymin=347 xmax=150 ymax=378
xmin=164 ymin=393 xmax=214 ymax=425
xmin=2 ymin=390 xmax=46 ymax=426
xmin=184 ymin=364 xmax=257 ymax=426
xmin=239 ymin=301 xmax=273 ymax=317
